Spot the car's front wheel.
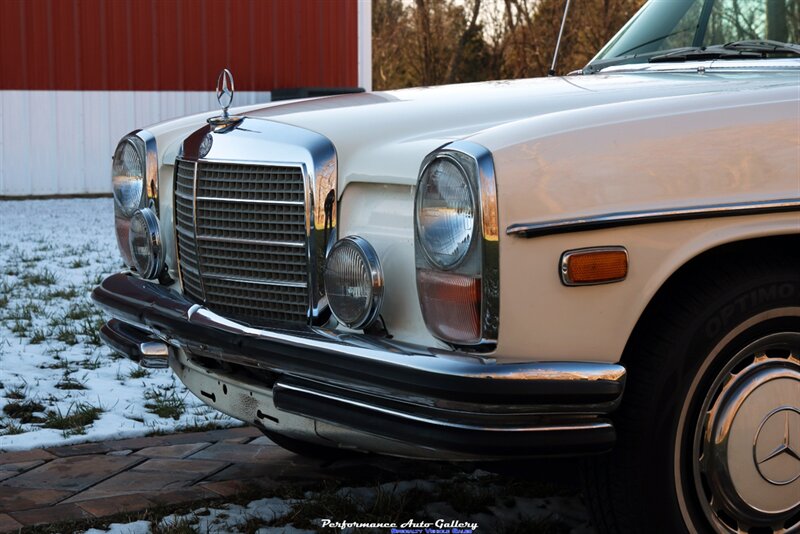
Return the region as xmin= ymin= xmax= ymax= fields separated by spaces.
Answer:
xmin=584 ymin=249 xmax=800 ymax=533
xmin=676 ymin=327 xmax=799 ymax=533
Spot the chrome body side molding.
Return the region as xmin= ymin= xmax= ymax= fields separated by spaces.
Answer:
xmin=507 ymin=198 xmax=800 ymax=238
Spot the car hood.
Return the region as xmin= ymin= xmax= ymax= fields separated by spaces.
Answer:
xmin=239 ymin=64 xmax=799 ymax=188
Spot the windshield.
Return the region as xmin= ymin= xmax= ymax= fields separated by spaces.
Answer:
xmin=588 ymin=0 xmax=800 ymax=70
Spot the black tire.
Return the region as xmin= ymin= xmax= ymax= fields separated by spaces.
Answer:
xmin=583 ymin=247 xmax=800 ymax=533
xmin=260 ymin=428 xmax=363 ymax=460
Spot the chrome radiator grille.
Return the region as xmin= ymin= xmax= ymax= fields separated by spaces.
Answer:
xmin=174 ymin=158 xmax=309 ymax=325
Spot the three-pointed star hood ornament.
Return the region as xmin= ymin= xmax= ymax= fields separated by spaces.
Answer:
xmin=216 ymin=68 xmax=235 ymax=118
xmin=208 ymin=68 xmax=244 ymax=133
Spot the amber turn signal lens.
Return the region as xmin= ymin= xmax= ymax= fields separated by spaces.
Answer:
xmin=561 ymin=247 xmax=628 ymax=286
xmin=417 ymin=269 xmax=481 ymax=343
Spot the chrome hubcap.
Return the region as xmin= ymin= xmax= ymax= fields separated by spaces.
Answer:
xmin=694 ymin=332 xmax=800 ymax=533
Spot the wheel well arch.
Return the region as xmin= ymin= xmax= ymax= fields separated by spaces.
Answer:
xmin=620 ymin=233 xmax=800 ymax=365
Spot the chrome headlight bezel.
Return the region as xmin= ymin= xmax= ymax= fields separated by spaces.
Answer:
xmin=413 ymin=142 xmax=499 ymax=349
xmin=112 ymin=130 xmax=158 ymax=270
xmin=324 ymin=235 xmax=384 ymax=330
xmin=112 ymin=136 xmax=146 ymax=218
xmin=128 ymin=207 xmax=164 ymax=280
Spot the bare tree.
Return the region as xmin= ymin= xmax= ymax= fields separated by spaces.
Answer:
xmin=445 ymin=0 xmax=482 ymax=84
xmin=372 ymin=0 xmax=647 ymax=89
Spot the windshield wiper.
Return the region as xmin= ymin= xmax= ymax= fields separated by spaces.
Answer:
xmin=650 ymin=40 xmax=800 ymax=63
xmin=721 ymin=39 xmax=800 ymax=55
xmin=584 ymin=40 xmax=800 ymax=74
xmin=650 ymin=46 xmax=759 ymax=62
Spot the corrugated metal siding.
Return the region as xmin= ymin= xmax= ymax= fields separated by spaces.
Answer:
xmin=0 ymin=0 xmax=364 ymax=196
xmin=0 ymin=0 xmax=359 ymax=91
xmin=0 ymin=90 xmax=271 ymax=196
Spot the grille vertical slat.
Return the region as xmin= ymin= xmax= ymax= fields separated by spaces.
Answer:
xmin=174 ymin=160 xmax=204 ymax=302
xmin=173 ymin=158 xmax=309 ymax=325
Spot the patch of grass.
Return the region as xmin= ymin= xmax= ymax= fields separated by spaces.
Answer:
xmin=44 ymin=402 xmax=103 ymax=437
xmin=5 ymin=385 xmax=27 ymax=400
xmin=129 ymin=367 xmax=151 ymax=379
xmin=0 ymin=420 xmax=26 ymax=435
xmin=144 ymin=387 xmax=186 ymax=420
xmin=3 ymin=400 xmax=46 ymax=424
xmin=10 ymin=319 xmax=29 ymax=337
xmin=29 ymin=328 xmax=47 ymax=344
xmin=145 ymin=420 xmax=238 ymax=436
xmin=79 ymin=317 xmax=105 ymax=346
xmin=55 ymin=376 xmax=88 ymax=390
xmin=65 ymin=302 xmax=95 ymax=322
xmin=21 ymin=253 xmax=45 ymax=264
xmin=54 ymin=325 xmax=79 ymax=345
xmin=69 ymin=258 xmax=89 ymax=269
xmin=20 ymin=267 xmax=58 ymax=286
xmin=48 ymin=313 xmax=69 ymax=329
xmin=78 ymin=355 xmax=104 ymax=370
xmin=44 ymin=285 xmax=82 ymax=301
xmin=85 ymin=271 xmax=106 ymax=286
xmin=40 ymin=357 xmax=71 ymax=371
xmin=6 ymin=302 xmax=39 ymax=322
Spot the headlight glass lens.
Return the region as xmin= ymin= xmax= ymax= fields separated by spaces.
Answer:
xmin=112 ymin=138 xmax=145 ymax=218
xmin=416 ymin=158 xmax=475 ymax=269
xmin=128 ymin=208 xmax=163 ymax=280
xmin=324 ymin=236 xmax=383 ymax=329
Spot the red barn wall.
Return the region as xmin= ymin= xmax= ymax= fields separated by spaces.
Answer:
xmin=0 ymin=0 xmax=359 ymax=91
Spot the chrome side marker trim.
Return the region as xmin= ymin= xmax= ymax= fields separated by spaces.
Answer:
xmin=507 ymin=198 xmax=800 ymax=238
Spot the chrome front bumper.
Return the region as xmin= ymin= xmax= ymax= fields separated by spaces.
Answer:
xmin=93 ymin=273 xmax=626 ymax=459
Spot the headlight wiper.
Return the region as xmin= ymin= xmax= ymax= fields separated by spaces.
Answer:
xmin=650 ymin=40 xmax=800 ymax=63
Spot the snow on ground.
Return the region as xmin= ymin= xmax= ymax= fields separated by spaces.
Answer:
xmin=0 ymin=198 xmax=237 ymax=451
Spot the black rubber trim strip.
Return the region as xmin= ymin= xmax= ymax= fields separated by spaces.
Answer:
xmin=273 ymin=381 xmax=616 ymax=456
xmin=507 ymin=198 xmax=800 ymax=238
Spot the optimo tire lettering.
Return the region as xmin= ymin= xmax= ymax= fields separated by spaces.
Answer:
xmin=705 ymin=283 xmax=798 ymax=338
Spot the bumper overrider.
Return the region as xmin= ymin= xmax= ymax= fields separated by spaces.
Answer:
xmin=92 ymin=273 xmax=626 ymax=459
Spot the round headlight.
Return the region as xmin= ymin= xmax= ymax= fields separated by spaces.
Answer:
xmin=416 ymin=157 xmax=475 ymax=269
xmin=112 ymin=137 xmax=145 ymax=218
xmin=128 ymin=208 xmax=163 ymax=280
xmin=324 ymin=236 xmax=384 ymax=329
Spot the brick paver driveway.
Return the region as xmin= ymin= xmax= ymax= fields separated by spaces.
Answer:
xmin=0 ymin=427 xmax=342 ymax=532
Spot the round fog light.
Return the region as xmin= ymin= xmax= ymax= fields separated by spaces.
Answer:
xmin=324 ymin=236 xmax=384 ymax=329
xmin=128 ymin=208 xmax=164 ymax=280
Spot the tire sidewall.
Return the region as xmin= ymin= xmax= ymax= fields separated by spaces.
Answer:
xmin=674 ymin=310 xmax=800 ymax=532
xmin=626 ymin=272 xmax=800 ymax=533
